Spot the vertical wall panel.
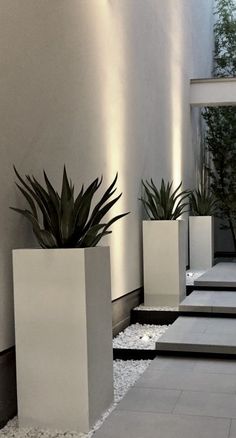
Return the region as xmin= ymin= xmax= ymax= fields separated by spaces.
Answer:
xmin=0 ymin=0 xmax=213 ymax=351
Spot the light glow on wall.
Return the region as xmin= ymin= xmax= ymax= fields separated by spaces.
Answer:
xmin=169 ymin=7 xmax=184 ymax=186
xmin=171 ymin=72 xmax=183 ymax=186
xmin=89 ymin=2 xmax=128 ymax=298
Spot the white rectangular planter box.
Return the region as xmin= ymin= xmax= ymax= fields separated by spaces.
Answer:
xmin=12 ymin=247 xmax=113 ymax=433
xmin=189 ymin=216 xmax=214 ymax=270
xmin=143 ymin=220 xmax=186 ymax=307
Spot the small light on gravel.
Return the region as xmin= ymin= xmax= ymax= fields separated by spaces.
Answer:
xmin=140 ymin=334 xmax=150 ymax=342
xmin=113 ymin=323 xmax=170 ymax=350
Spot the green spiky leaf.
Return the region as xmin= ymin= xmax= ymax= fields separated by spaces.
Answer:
xmin=11 ymin=167 xmax=129 ymax=248
xmin=140 ymin=179 xmax=190 ymax=220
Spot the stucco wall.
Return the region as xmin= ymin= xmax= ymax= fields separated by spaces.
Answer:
xmin=0 ymin=0 xmax=213 ymax=351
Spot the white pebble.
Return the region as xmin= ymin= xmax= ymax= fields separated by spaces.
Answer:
xmin=186 ymin=270 xmax=205 ymax=285
xmin=134 ymin=304 xmax=178 ymax=311
xmin=113 ymin=323 xmax=170 ymax=350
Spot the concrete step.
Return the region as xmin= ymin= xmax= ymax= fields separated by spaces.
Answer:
xmin=156 ymin=316 xmax=236 ymax=355
xmin=180 ymin=290 xmax=236 ymax=314
xmin=194 ymin=262 xmax=236 ymax=289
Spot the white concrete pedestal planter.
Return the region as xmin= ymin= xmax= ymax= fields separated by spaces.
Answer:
xmin=12 ymin=247 xmax=113 ymax=433
xmin=143 ymin=220 xmax=186 ymax=307
xmin=189 ymin=216 xmax=214 ymax=270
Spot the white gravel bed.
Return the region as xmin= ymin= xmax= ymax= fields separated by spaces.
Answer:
xmin=113 ymin=323 xmax=169 ymax=350
xmin=134 ymin=304 xmax=178 ymax=311
xmin=0 ymin=359 xmax=151 ymax=438
xmin=186 ymin=270 xmax=206 ymax=285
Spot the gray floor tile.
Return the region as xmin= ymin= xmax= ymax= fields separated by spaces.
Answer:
xmin=205 ymin=318 xmax=236 ymax=332
xmin=196 ymin=332 xmax=236 ymax=349
xmin=156 ymin=316 xmax=236 ymax=354
xmin=172 ymin=316 xmax=208 ymax=333
xmin=151 ymin=356 xmax=196 ymax=371
xmin=180 ymin=291 xmax=213 ymax=312
xmin=93 ymin=411 xmax=230 ymax=438
xmin=194 ymin=262 xmax=236 ymax=287
xmin=213 ymin=291 xmax=236 ymax=304
xmin=156 ymin=332 xmax=202 ymax=346
xmin=117 ymin=387 xmax=181 ymax=413
xmin=194 ymin=358 xmax=236 ymax=374
xmin=180 ymin=291 xmax=236 ymax=314
xmin=212 ymin=292 xmax=236 ymax=313
xmin=136 ymin=368 xmax=236 ymax=393
xmin=174 ymin=390 xmax=236 ymax=418
xmin=182 ymin=291 xmax=214 ymax=303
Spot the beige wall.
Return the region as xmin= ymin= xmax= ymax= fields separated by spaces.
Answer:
xmin=0 ymin=0 xmax=213 ymax=351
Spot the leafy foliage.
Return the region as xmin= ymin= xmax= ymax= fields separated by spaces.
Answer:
xmin=202 ymin=0 xmax=236 ymax=249
xmin=203 ymin=107 xmax=236 ymax=246
xmin=213 ymin=0 xmax=236 ymax=77
xmin=189 ymin=184 xmax=216 ymax=216
xmin=140 ymin=179 xmax=189 ymax=220
xmin=11 ymin=167 xmax=129 ymax=248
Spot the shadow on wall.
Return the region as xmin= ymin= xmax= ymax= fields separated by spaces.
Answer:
xmin=0 ymin=348 xmax=17 ymax=428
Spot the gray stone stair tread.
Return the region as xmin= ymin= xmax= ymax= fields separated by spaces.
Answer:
xmin=94 ymin=356 xmax=235 ymax=438
xmin=156 ymin=316 xmax=236 ymax=354
xmin=180 ymin=290 xmax=236 ymax=313
xmin=194 ymin=262 xmax=236 ymax=287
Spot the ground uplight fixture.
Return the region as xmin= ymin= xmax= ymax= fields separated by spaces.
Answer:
xmin=141 ymin=334 xmax=152 ymax=342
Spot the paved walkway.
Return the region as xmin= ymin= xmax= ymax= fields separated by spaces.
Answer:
xmin=94 ymin=355 xmax=236 ymax=438
xmin=94 ymin=263 xmax=236 ymax=437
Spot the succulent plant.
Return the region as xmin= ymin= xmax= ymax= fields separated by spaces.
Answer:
xmin=11 ymin=166 xmax=129 ymax=248
xmin=189 ymin=186 xmax=217 ymax=216
xmin=140 ymin=179 xmax=189 ymax=220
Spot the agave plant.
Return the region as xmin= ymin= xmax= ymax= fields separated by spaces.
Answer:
xmin=140 ymin=179 xmax=190 ymax=220
xmin=11 ymin=166 xmax=129 ymax=248
xmin=189 ymin=186 xmax=217 ymax=216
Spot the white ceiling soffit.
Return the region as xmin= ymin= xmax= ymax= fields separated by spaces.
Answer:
xmin=190 ymin=77 xmax=236 ymax=107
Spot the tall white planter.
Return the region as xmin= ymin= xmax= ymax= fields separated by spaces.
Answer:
xmin=143 ymin=220 xmax=186 ymax=307
xmin=189 ymin=216 xmax=214 ymax=270
xmin=12 ymin=247 xmax=113 ymax=433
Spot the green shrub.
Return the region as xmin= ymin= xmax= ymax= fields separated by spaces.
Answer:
xmin=189 ymin=187 xmax=216 ymax=216
xmin=11 ymin=166 xmax=128 ymax=248
xmin=140 ymin=179 xmax=189 ymax=220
